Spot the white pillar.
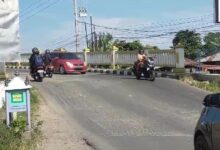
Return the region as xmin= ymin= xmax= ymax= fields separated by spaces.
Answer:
xmin=175 ymin=47 xmax=185 ymax=68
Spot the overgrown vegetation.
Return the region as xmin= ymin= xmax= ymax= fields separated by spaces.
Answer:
xmin=0 ymin=88 xmax=42 ymax=150
xmin=181 ymin=76 xmax=220 ymax=93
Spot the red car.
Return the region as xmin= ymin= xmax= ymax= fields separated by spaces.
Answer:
xmin=51 ymin=52 xmax=87 ymax=74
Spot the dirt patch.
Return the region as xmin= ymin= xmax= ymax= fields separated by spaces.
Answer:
xmin=37 ymin=96 xmax=91 ymax=150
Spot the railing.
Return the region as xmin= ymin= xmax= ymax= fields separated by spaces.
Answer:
xmin=86 ymin=50 xmax=178 ymax=67
xmin=87 ymin=52 xmax=112 ymax=65
xmin=18 ymin=48 xmax=184 ymax=68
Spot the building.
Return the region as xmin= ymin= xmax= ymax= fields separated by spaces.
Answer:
xmin=200 ymin=52 xmax=220 ymax=65
xmin=200 ymin=52 xmax=220 ymax=73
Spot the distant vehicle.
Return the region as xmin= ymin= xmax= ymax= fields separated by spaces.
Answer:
xmin=194 ymin=93 xmax=220 ymax=150
xmin=50 ymin=52 xmax=87 ymax=74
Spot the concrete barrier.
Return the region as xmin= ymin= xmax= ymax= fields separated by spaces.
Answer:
xmin=192 ymin=73 xmax=220 ymax=82
xmin=0 ymin=62 xmax=5 ymax=74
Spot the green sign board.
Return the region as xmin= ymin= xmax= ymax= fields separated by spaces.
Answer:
xmin=11 ymin=92 xmax=24 ymax=103
xmin=8 ymin=90 xmax=27 ymax=111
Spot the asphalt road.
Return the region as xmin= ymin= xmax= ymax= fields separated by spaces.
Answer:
xmin=22 ymin=72 xmax=208 ymax=150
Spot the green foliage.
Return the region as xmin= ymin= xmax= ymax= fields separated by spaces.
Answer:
xmin=97 ymin=32 xmax=113 ymax=52
xmin=202 ymin=32 xmax=220 ymax=57
xmin=181 ymin=76 xmax=220 ymax=93
xmin=89 ymin=32 xmax=113 ymax=52
xmin=11 ymin=115 xmax=27 ymax=136
xmin=173 ymin=30 xmax=202 ymax=59
xmin=145 ymin=45 xmax=160 ymax=53
xmin=114 ymin=40 xmax=144 ymax=51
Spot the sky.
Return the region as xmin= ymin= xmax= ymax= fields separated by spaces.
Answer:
xmin=19 ymin=0 xmax=215 ymax=52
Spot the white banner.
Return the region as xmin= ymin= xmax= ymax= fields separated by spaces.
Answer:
xmin=0 ymin=0 xmax=20 ymax=61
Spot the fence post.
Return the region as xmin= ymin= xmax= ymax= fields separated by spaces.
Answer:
xmin=84 ymin=48 xmax=90 ymax=65
xmin=112 ymin=46 xmax=118 ymax=69
xmin=175 ymin=45 xmax=185 ymax=73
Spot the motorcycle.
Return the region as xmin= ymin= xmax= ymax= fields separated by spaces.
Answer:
xmin=31 ymin=66 xmax=44 ymax=82
xmin=133 ymin=57 xmax=155 ymax=81
xmin=44 ymin=64 xmax=54 ymax=78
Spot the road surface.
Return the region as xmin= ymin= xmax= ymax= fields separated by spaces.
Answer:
xmin=30 ymin=73 xmax=208 ymax=150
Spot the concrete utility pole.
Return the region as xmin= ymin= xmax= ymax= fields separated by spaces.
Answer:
xmin=73 ymin=0 xmax=79 ymax=52
xmin=90 ymin=16 xmax=94 ymax=52
xmin=84 ymin=22 xmax=89 ymax=48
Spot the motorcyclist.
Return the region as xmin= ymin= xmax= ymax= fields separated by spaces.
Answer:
xmin=43 ymin=49 xmax=52 ymax=74
xmin=29 ymin=47 xmax=38 ymax=74
xmin=29 ymin=47 xmax=44 ymax=74
xmin=133 ymin=50 xmax=147 ymax=71
xmin=43 ymin=49 xmax=52 ymax=66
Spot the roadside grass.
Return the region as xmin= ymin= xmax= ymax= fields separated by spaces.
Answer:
xmin=0 ymin=87 xmax=43 ymax=150
xmin=181 ymin=76 xmax=220 ymax=93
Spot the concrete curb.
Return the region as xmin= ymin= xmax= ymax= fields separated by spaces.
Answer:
xmin=6 ymin=66 xmax=179 ymax=79
xmin=87 ymin=68 xmax=178 ymax=79
xmin=6 ymin=66 xmax=30 ymax=70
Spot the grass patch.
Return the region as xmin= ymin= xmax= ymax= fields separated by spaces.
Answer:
xmin=0 ymin=88 xmax=43 ymax=150
xmin=181 ymin=76 xmax=220 ymax=93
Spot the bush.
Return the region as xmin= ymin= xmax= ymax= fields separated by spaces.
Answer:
xmin=181 ymin=76 xmax=220 ymax=92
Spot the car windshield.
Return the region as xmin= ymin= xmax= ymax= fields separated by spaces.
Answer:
xmin=59 ymin=53 xmax=79 ymax=59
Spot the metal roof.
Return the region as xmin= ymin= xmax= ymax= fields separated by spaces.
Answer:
xmin=200 ymin=52 xmax=220 ymax=62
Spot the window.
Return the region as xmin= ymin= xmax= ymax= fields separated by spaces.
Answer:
xmin=59 ymin=53 xmax=79 ymax=60
xmin=211 ymin=94 xmax=220 ymax=107
xmin=204 ymin=94 xmax=220 ymax=107
xmin=50 ymin=53 xmax=59 ymax=59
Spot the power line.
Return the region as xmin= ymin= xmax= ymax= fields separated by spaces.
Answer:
xmin=20 ymin=0 xmax=46 ymax=17
xmin=20 ymin=0 xmax=61 ymax=23
xmin=20 ymin=0 xmax=43 ymax=14
xmin=121 ymin=13 xmax=213 ymax=29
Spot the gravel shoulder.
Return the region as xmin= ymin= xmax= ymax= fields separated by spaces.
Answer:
xmin=37 ymin=88 xmax=91 ymax=150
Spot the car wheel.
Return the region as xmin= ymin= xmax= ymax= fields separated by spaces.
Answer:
xmin=195 ymin=135 xmax=209 ymax=150
xmin=59 ymin=66 xmax=65 ymax=74
xmin=81 ymin=72 xmax=86 ymax=74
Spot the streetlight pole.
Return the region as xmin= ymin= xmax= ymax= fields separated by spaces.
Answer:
xmin=73 ymin=0 xmax=79 ymax=53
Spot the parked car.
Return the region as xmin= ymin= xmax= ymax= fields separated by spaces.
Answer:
xmin=194 ymin=93 xmax=220 ymax=150
xmin=50 ymin=52 xmax=87 ymax=74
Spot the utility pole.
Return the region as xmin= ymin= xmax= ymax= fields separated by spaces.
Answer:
xmin=90 ymin=16 xmax=94 ymax=52
xmin=84 ymin=22 xmax=89 ymax=48
xmin=73 ymin=0 xmax=79 ymax=52
xmin=93 ymin=25 xmax=98 ymax=52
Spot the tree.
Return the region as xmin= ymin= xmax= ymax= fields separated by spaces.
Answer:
xmin=89 ymin=32 xmax=113 ymax=52
xmin=145 ymin=45 xmax=160 ymax=53
xmin=202 ymin=32 xmax=220 ymax=57
xmin=114 ymin=40 xmax=144 ymax=51
xmin=113 ymin=40 xmax=127 ymax=51
xmin=173 ymin=30 xmax=202 ymax=59
xmin=97 ymin=33 xmax=113 ymax=52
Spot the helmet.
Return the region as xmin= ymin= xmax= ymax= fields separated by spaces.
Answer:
xmin=138 ymin=50 xmax=144 ymax=55
xmin=45 ymin=49 xmax=50 ymax=54
xmin=32 ymin=47 xmax=39 ymax=54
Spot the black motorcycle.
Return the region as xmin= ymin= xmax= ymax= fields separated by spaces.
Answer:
xmin=31 ymin=66 xmax=44 ymax=82
xmin=133 ymin=57 xmax=155 ymax=81
xmin=44 ymin=64 xmax=54 ymax=78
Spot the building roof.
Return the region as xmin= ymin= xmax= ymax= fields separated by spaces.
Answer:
xmin=185 ymin=58 xmax=196 ymax=66
xmin=200 ymin=52 xmax=220 ymax=63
